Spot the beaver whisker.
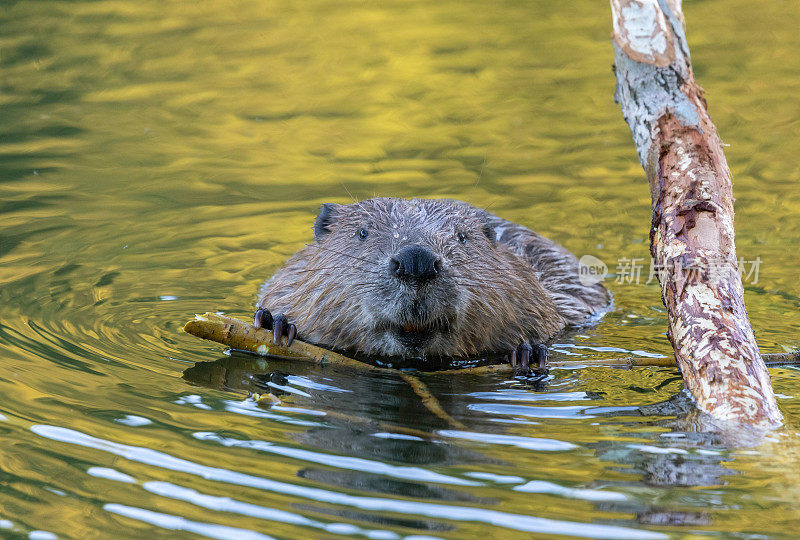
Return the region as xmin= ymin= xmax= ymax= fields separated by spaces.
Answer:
xmin=451 ymin=278 xmax=528 ymax=295
xmin=453 ymin=285 xmax=526 ymax=297
xmin=372 ymin=243 xmax=390 ymax=260
xmin=305 ymin=243 xmax=380 ymax=266
xmin=291 ymin=266 xmax=382 ymax=276
xmin=452 ymin=275 xmax=523 ymax=287
xmin=374 ymin=316 xmax=453 ymax=332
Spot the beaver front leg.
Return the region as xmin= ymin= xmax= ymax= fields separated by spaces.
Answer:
xmin=253 ymin=308 xmax=297 ymax=346
xmin=509 ymin=342 xmax=548 ymax=373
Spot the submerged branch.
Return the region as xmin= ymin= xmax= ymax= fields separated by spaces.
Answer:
xmin=399 ymin=372 xmax=467 ymax=429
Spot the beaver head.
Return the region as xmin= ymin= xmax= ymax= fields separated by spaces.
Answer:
xmin=260 ymin=198 xmax=563 ymax=358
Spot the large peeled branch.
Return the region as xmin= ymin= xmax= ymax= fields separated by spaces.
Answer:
xmin=610 ymin=0 xmax=782 ymax=428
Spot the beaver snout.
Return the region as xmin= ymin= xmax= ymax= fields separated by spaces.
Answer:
xmin=389 ymin=245 xmax=442 ymax=284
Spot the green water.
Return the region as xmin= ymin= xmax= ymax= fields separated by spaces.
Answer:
xmin=2 ymin=0 xmax=800 ymax=537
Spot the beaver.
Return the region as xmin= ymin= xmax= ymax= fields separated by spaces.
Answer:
xmin=254 ymin=198 xmax=610 ymax=370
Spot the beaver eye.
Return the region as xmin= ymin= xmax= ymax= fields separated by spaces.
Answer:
xmin=457 ymin=232 xmax=468 ymax=244
xmin=358 ymin=228 xmax=369 ymax=240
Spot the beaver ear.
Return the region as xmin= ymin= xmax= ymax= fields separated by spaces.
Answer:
xmin=314 ymin=203 xmax=341 ymax=242
xmin=482 ymin=222 xmax=497 ymax=246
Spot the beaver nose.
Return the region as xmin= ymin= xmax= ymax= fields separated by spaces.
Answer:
xmin=390 ymin=245 xmax=441 ymax=283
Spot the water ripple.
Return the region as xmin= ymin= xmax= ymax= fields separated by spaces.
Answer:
xmin=463 ymin=391 xmax=590 ymax=402
xmin=34 ymin=425 xmax=664 ymax=538
xmin=437 ymin=430 xmax=577 ymax=451
xmin=512 ymin=480 xmax=628 ymax=502
xmin=87 ymin=467 xmax=136 ymax=484
xmin=143 ymin=481 xmax=402 ymax=539
xmin=103 ymin=504 xmax=275 ymax=540
xmin=193 ymin=432 xmax=480 ymax=486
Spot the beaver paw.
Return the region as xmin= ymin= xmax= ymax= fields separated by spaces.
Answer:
xmin=509 ymin=342 xmax=548 ymax=373
xmin=253 ymin=308 xmax=297 ymax=346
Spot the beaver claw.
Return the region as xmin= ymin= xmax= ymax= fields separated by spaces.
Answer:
xmin=254 ymin=308 xmax=297 ymax=346
xmin=509 ymin=342 xmax=548 ymax=373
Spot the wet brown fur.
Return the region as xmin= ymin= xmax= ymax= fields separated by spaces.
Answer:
xmin=257 ymin=198 xmax=610 ymax=358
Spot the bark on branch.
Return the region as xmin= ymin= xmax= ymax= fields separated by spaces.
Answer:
xmin=610 ymin=0 xmax=782 ymax=428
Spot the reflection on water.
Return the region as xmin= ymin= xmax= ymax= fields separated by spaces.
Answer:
xmin=32 ymin=424 xmax=666 ymax=539
xmin=2 ymin=0 xmax=800 ymax=537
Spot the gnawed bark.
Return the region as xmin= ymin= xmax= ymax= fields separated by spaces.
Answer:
xmin=183 ymin=312 xmax=382 ymax=371
xmin=610 ymin=0 xmax=782 ymax=428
